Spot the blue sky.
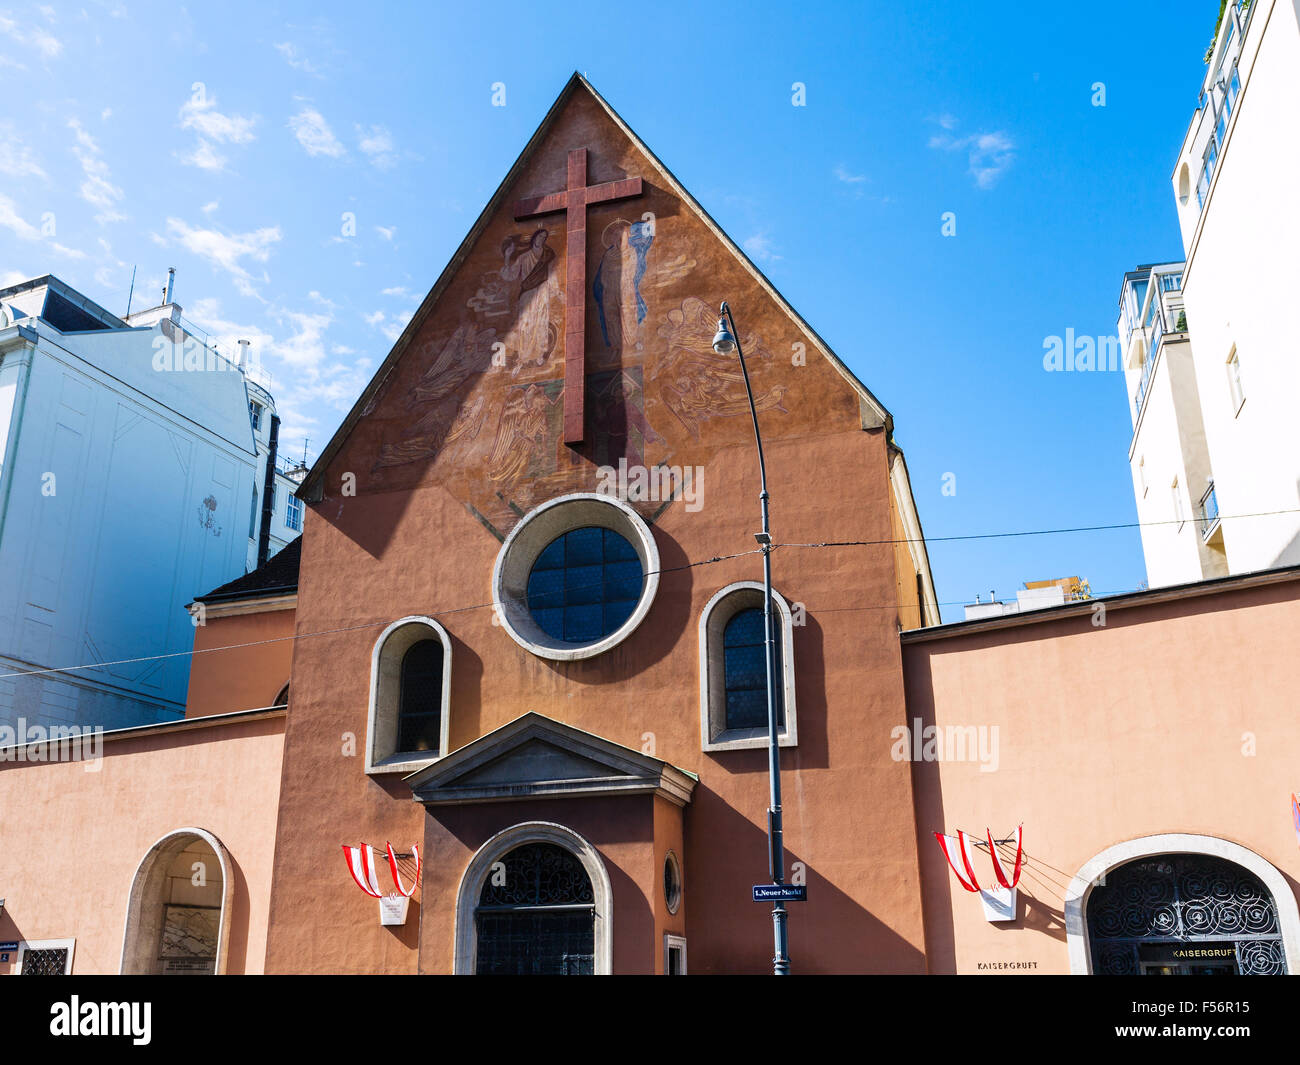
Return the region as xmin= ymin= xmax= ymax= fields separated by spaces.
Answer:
xmin=0 ymin=1 xmax=1215 ymax=620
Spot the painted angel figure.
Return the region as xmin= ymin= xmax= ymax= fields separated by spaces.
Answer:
xmin=499 ymin=229 xmax=558 ymax=370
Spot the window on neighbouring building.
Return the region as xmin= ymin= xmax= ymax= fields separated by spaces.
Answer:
xmin=249 ymin=401 xmax=263 ymax=431
xmin=285 ymin=493 xmax=303 ymax=532
xmin=1227 ymin=346 xmax=1245 ymax=413
xmin=248 ymin=486 xmax=258 ymax=540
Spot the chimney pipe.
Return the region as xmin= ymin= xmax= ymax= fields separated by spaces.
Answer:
xmin=164 ymin=267 xmax=176 ymax=304
xmin=238 ymin=338 xmax=250 ymax=370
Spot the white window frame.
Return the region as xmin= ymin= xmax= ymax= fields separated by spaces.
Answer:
xmin=1171 ymin=478 xmax=1185 ymax=530
xmin=1227 ymin=346 xmax=1245 ymax=415
xmin=664 ymin=934 xmax=687 ymax=975
xmin=699 ymin=581 xmax=798 ymax=752
xmin=15 ymin=938 xmax=76 ymax=974
xmin=492 ymin=493 xmax=660 ymax=662
xmin=285 ymin=493 xmax=303 ymax=532
xmin=365 ymin=616 xmax=454 ymax=775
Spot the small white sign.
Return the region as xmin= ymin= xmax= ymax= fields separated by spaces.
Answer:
xmin=980 ymin=886 xmax=1017 ymax=923
xmin=379 ymin=894 xmax=410 ymax=926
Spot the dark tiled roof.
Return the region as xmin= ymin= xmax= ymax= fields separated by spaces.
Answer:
xmin=196 ymin=537 xmax=301 ymax=603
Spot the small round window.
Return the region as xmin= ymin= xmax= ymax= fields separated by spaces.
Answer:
xmin=664 ymin=851 xmax=682 ymax=915
xmin=526 ymin=526 xmax=643 ymax=643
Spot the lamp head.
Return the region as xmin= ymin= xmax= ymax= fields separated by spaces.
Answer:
xmin=712 ymin=316 xmax=737 ymax=356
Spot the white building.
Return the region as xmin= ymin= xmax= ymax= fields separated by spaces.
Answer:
xmin=1119 ymin=1 xmax=1300 ymax=586
xmin=0 ymin=274 xmax=301 ymax=732
xmin=963 ymin=576 xmax=1092 ymax=620
xmin=1118 ymin=263 xmax=1226 ymax=587
xmin=1167 ymin=0 xmax=1300 ymax=574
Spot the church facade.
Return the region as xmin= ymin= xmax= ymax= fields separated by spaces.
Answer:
xmin=2 ymin=76 xmax=1297 ymax=977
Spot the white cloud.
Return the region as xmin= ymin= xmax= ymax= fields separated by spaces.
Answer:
xmin=275 ymin=41 xmax=318 ymax=73
xmin=178 ymin=92 xmax=257 ymax=172
xmin=164 ymin=217 xmax=282 ymax=297
xmin=2 ymin=269 xmax=29 ymax=286
xmin=68 ymin=118 xmax=125 ymax=223
xmin=0 ymin=13 xmax=62 ymax=58
xmin=179 ymin=94 xmax=256 ymax=144
xmin=0 ymin=124 xmax=45 ymax=178
xmin=742 ymin=233 xmax=781 ymax=264
xmin=0 ymin=195 xmax=42 ymax=240
xmin=928 ymin=118 xmax=1016 ymax=189
xmin=833 ymin=164 xmax=867 ymax=186
xmin=357 ymin=124 xmax=397 ymax=169
xmin=381 ymin=309 xmax=413 ymax=342
xmin=363 ymin=310 xmax=385 ymax=326
xmin=374 ymin=225 xmax=395 ymax=241
xmin=0 ymin=194 xmax=84 ymax=258
xmin=381 ymin=285 xmax=412 ymax=298
xmin=289 ymin=106 xmax=345 ymax=158
xmin=200 ymin=200 xmax=219 ymax=215
xmin=181 ymin=139 xmax=229 ymax=172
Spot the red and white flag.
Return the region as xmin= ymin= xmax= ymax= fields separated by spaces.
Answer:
xmin=934 ymin=830 xmax=981 ymax=892
xmin=988 ymin=825 xmax=1024 ymax=889
xmin=386 ymin=842 xmax=421 ymax=898
xmin=342 ymin=844 xmax=383 ymax=898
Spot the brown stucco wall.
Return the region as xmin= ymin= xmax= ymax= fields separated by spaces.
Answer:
xmin=0 ymin=712 xmax=284 ymax=974
xmin=186 ymin=605 xmax=296 ymax=719
xmin=904 ymin=576 xmax=1300 ymax=974
xmin=263 ymin=83 xmax=927 ymax=974
xmin=417 ymin=795 xmax=657 ymax=975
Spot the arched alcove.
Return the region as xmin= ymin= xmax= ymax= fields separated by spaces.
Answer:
xmin=120 ymin=828 xmax=234 ymax=974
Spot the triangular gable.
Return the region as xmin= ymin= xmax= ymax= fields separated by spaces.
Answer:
xmin=405 ymin=711 xmax=696 ymax=807
xmin=298 ymin=72 xmax=892 ymax=506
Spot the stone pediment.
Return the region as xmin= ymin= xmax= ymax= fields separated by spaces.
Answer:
xmin=404 ymin=712 xmax=696 ymax=807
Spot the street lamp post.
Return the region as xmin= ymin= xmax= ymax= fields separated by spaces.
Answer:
xmin=712 ymin=301 xmax=790 ymax=976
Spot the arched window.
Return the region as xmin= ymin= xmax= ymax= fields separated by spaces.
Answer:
xmin=366 ymin=617 xmax=453 ymax=774
xmin=475 ymin=843 xmax=595 ymax=975
xmin=121 ymin=828 xmax=233 ymax=975
xmin=1065 ymin=834 xmax=1300 ymax=975
xmin=699 ymin=582 xmax=797 ymax=751
xmin=455 ymin=821 xmax=613 ymax=974
xmin=722 ymin=608 xmax=784 ymax=732
xmin=398 ymin=640 xmax=443 ymax=753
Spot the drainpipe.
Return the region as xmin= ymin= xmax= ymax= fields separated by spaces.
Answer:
xmin=257 ymin=413 xmax=279 ymax=568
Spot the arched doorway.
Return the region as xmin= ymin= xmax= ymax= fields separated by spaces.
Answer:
xmin=121 ymin=829 xmax=233 ymax=975
xmin=1065 ymin=834 xmax=1300 ymax=975
xmin=455 ymin=821 xmax=612 ymax=974
xmin=475 ymin=842 xmax=594 ymax=974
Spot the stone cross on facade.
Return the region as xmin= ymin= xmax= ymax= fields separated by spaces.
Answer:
xmin=513 ymin=147 xmax=644 ymax=445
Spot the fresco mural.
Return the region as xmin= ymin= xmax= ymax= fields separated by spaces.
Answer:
xmin=593 ymin=218 xmax=654 ymax=360
xmin=357 ymin=163 xmax=792 ymax=540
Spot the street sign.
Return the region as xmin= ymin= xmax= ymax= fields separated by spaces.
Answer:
xmin=0 ymin=941 xmax=17 ymax=951
xmin=753 ymin=884 xmax=806 ymax=903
